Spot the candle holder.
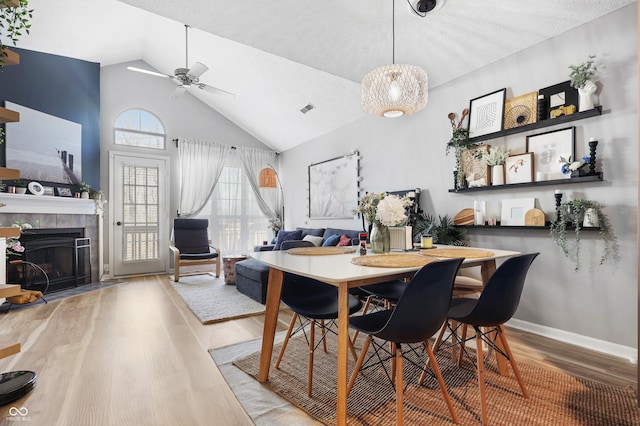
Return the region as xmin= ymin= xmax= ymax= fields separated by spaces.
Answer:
xmin=588 ymin=139 xmax=598 ymax=175
xmin=554 ymin=192 xmax=563 ymax=223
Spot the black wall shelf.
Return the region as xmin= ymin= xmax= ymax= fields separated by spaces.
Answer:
xmin=456 ymin=223 xmax=601 ymax=231
xmin=468 ymin=106 xmax=602 ymax=144
xmin=448 ymin=173 xmax=603 ymax=193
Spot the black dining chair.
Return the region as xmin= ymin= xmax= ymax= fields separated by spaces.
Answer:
xmin=348 ymin=258 xmax=464 ymax=425
xmin=275 ymin=240 xmax=363 ymax=397
xmin=426 ymin=252 xmax=539 ymax=426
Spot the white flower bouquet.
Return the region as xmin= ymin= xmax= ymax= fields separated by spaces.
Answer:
xmin=375 ymin=194 xmax=413 ymax=227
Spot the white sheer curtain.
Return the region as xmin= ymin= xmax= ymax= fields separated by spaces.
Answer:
xmin=177 ymin=138 xmax=233 ymax=217
xmin=236 ymin=146 xmax=283 ymax=226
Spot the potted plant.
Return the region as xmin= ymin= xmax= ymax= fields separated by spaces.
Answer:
xmin=78 ymin=181 xmax=91 ymax=199
xmin=550 ymin=198 xmax=612 ymax=272
xmin=482 ymin=145 xmax=510 ymax=186
xmin=13 ymin=178 xmax=27 ymax=194
xmin=0 ymin=0 xmax=33 ymax=68
xmin=569 ymin=55 xmax=598 ymax=112
xmin=446 ymin=109 xmax=474 ymax=190
xmin=418 ymin=214 xmax=469 ymax=246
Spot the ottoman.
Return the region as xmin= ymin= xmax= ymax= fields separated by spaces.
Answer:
xmin=235 ymin=258 xmax=270 ymax=304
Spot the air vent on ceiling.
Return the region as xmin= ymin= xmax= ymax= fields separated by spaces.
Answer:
xmin=300 ymin=103 xmax=315 ymax=114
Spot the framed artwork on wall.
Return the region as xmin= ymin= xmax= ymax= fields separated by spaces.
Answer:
xmin=526 ymin=126 xmax=575 ymax=181
xmin=468 ymin=88 xmax=506 ymax=138
xmin=500 ymin=197 xmax=536 ymax=226
xmin=503 ymin=92 xmax=538 ymax=129
xmin=461 ymin=144 xmax=491 ymax=187
xmin=308 ymin=152 xmax=359 ymax=219
xmin=538 ymin=81 xmax=578 ymax=120
xmin=505 ymin=152 xmax=534 ymax=185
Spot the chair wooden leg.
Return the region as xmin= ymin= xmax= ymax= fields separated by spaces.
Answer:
xmin=174 ymin=263 xmax=180 ymax=282
xmin=351 ymin=296 xmax=373 ymax=345
xmin=475 ymin=328 xmax=489 ymax=425
xmin=497 ymin=325 xmax=528 ymax=398
xmin=425 ymin=344 xmax=459 ymax=424
xmin=457 ymin=323 xmax=468 ymax=367
xmin=391 ymin=342 xmax=397 ymax=382
xmin=348 ymin=332 xmax=358 ymax=361
xmin=420 ymin=322 xmax=448 ymax=385
xmin=275 ymin=314 xmax=298 ymax=369
xmin=396 ymin=344 xmax=404 ymax=426
xmin=347 ymin=336 xmax=371 ymax=396
xmin=215 ymin=258 xmax=220 ymax=278
xmin=320 ymin=319 xmax=328 ymax=353
xmin=308 ymin=320 xmax=315 ymax=397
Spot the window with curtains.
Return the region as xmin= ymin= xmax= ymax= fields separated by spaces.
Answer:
xmin=195 ymin=162 xmax=271 ymax=254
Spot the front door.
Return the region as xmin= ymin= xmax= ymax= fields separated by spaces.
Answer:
xmin=110 ymin=152 xmax=169 ymax=276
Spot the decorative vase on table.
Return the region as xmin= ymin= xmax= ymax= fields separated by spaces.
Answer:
xmin=578 ymin=80 xmax=596 ymax=112
xmin=370 ymin=223 xmax=390 ymax=254
xmin=491 ymin=165 xmax=505 ymax=186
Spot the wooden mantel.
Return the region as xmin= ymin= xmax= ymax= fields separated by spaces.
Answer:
xmin=0 ymin=106 xmax=19 ymax=123
xmin=2 ymin=48 xmax=20 ymax=66
xmin=0 ymin=0 xmax=20 ymax=8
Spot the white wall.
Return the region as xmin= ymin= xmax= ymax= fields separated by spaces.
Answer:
xmin=281 ymin=5 xmax=638 ymax=350
xmin=100 ymin=60 xmax=271 ymax=271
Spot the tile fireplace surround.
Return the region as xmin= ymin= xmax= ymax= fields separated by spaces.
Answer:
xmin=0 ymin=193 xmax=100 ymax=285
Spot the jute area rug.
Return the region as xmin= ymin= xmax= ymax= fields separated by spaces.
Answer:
xmin=170 ymin=273 xmax=266 ymax=324
xmin=230 ymin=332 xmax=639 ymax=425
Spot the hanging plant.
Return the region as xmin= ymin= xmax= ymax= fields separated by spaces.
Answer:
xmin=550 ymin=198 xmax=612 ymax=272
xmin=0 ymin=0 xmax=33 ymax=68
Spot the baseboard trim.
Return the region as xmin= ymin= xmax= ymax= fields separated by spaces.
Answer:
xmin=507 ymin=318 xmax=638 ymax=364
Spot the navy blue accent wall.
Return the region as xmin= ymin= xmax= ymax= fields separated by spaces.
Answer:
xmin=0 ymin=47 xmax=100 ymax=189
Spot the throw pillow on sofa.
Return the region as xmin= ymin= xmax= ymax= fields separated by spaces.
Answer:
xmin=336 ymin=234 xmax=352 ymax=247
xmin=302 ymin=234 xmax=324 ymax=247
xmin=321 ymin=233 xmax=341 ymax=247
xmin=274 ymin=230 xmax=303 ymax=250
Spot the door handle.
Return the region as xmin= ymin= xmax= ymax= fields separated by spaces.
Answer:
xmin=116 ymin=221 xmax=122 ymax=226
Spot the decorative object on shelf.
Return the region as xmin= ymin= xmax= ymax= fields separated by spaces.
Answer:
xmin=588 ymin=138 xmax=598 ymax=175
xmin=41 ymin=186 xmax=54 ymax=196
xmin=524 ymin=208 xmax=545 ymax=227
xmin=56 ymin=187 xmax=72 ymax=197
xmin=453 ymin=208 xmax=475 ymax=226
xmin=505 ymin=153 xmax=533 ymax=185
xmin=446 ymin=109 xmax=472 ymax=190
xmin=526 ymin=126 xmax=575 ymax=181
xmin=12 ymin=179 xmax=26 ymax=194
xmin=538 ymin=81 xmax=578 ymax=120
xmin=461 ymin=144 xmax=490 ymax=188
xmin=536 ymin=94 xmax=546 ymax=122
xmin=569 ymin=55 xmax=598 ymax=112
xmin=503 ymin=91 xmax=537 ymax=129
xmin=78 ymin=182 xmax=91 ymax=199
xmin=468 ymin=88 xmax=506 ymax=138
xmin=550 ymin=104 xmax=576 ymax=118
xmin=27 ymin=181 xmax=43 ymax=196
xmin=482 ymin=145 xmax=509 ymax=186
xmin=559 ymin=154 xmax=590 ymax=177
xmin=361 ymin=0 xmax=427 ymax=118
xmin=554 ymin=190 xmax=563 ymax=223
xmin=500 ymin=198 xmax=535 ymax=226
xmin=550 ymin=198 xmax=612 ymax=272
xmin=473 ymin=200 xmax=486 ymax=226
xmin=0 ymin=0 xmax=33 ymax=68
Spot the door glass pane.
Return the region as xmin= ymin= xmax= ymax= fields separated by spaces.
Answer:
xmin=122 ymin=164 xmax=160 ymax=261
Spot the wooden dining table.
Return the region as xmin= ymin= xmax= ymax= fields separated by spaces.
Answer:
xmin=252 ymin=245 xmax=520 ymax=426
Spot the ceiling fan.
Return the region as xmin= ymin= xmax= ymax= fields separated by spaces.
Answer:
xmin=127 ymin=24 xmax=235 ymax=99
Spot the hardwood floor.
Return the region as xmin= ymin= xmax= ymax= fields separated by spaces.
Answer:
xmin=0 ymin=274 xmax=635 ymax=425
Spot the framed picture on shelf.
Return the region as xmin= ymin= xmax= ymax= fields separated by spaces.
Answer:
xmin=56 ymin=187 xmax=73 ymax=197
xmin=505 ymin=152 xmax=534 ymax=184
xmin=538 ymin=81 xmax=578 ymax=120
xmin=500 ymin=197 xmax=536 ymax=226
xmin=461 ymin=144 xmax=491 ymax=187
xmin=468 ymin=88 xmax=506 ymax=138
xmin=526 ymin=126 xmax=575 ymax=181
xmin=503 ymin=92 xmax=537 ymax=129
xmin=42 ymin=186 xmax=55 ymax=196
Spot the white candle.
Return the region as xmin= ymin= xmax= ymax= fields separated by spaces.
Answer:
xmin=555 ymin=189 xmax=561 ymax=194
xmin=589 ymin=137 xmax=596 ymax=142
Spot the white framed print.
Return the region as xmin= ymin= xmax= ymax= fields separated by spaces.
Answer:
xmin=505 ymin=153 xmax=534 ymax=185
xmin=500 ymin=198 xmax=535 ymax=226
xmin=526 ymin=126 xmax=575 ymax=181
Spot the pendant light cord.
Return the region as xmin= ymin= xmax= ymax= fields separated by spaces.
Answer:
xmin=392 ymin=0 xmax=396 ymax=64
xmin=185 ymin=24 xmax=189 ymax=68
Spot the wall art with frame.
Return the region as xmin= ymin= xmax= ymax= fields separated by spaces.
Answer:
xmin=538 ymin=81 xmax=578 ymax=120
xmin=526 ymin=126 xmax=575 ymax=181
xmin=308 ymin=152 xmax=359 ymax=219
xmin=461 ymin=144 xmax=491 ymax=187
xmin=505 ymin=152 xmax=534 ymax=185
xmin=468 ymin=88 xmax=506 ymax=138
xmin=503 ymin=92 xmax=537 ymax=130
xmin=500 ymin=197 xmax=536 ymax=226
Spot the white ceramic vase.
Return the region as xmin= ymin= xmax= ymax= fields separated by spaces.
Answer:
xmin=583 ymin=208 xmax=599 ymax=227
xmin=491 ymin=165 xmax=505 ymax=186
xmin=578 ymin=80 xmax=597 ymax=112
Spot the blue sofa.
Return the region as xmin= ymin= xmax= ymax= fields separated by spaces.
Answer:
xmin=236 ymin=227 xmax=362 ymax=304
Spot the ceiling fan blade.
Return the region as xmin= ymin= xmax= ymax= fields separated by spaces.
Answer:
xmin=127 ymin=66 xmax=171 ymax=78
xmin=170 ymin=86 xmax=187 ymax=100
xmin=188 ymin=62 xmax=209 ymax=78
xmin=198 ymin=83 xmax=235 ymax=98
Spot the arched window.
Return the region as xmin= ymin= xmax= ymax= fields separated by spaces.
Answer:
xmin=114 ymin=109 xmax=166 ymax=150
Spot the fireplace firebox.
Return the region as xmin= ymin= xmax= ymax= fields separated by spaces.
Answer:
xmin=7 ymin=228 xmax=91 ymax=293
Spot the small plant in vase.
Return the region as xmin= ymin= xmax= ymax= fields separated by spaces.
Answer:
xmin=446 ymin=109 xmax=473 ymax=190
xmin=13 ymin=179 xmax=27 ymax=194
xmin=78 ymin=182 xmax=92 ymax=199
xmin=482 ymin=146 xmax=510 ymax=186
xmin=569 ymin=55 xmax=598 ymax=112
xmin=550 ymin=198 xmax=612 ymax=272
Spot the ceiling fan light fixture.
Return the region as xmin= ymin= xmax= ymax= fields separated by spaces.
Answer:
xmin=362 ymin=64 xmax=428 ymax=118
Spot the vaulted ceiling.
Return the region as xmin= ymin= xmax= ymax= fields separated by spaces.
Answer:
xmin=10 ymin=0 xmax=636 ymax=152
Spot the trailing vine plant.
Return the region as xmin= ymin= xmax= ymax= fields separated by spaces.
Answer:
xmin=0 ymin=0 xmax=33 ymax=68
xmin=550 ymin=198 xmax=612 ymax=272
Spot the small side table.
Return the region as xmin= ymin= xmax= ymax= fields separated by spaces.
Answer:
xmin=223 ymin=255 xmax=248 ymax=285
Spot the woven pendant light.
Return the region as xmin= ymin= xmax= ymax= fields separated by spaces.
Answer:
xmin=259 ymin=167 xmax=277 ymax=188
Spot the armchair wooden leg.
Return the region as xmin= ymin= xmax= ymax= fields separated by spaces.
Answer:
xmin=215 ymin=258 xmax=220 ymax=278
xmin=174 ymin=264 xmax=180 ymax=282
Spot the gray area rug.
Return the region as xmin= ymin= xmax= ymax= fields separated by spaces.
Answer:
xmin=209 ymin=333 xmax=321 ymax=426
xmin=170 ymin=274 xmax=267 ymax=324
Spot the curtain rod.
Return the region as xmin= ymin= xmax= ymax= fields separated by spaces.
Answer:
xmin=173 ymin=138 xmax=237 ymax=150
